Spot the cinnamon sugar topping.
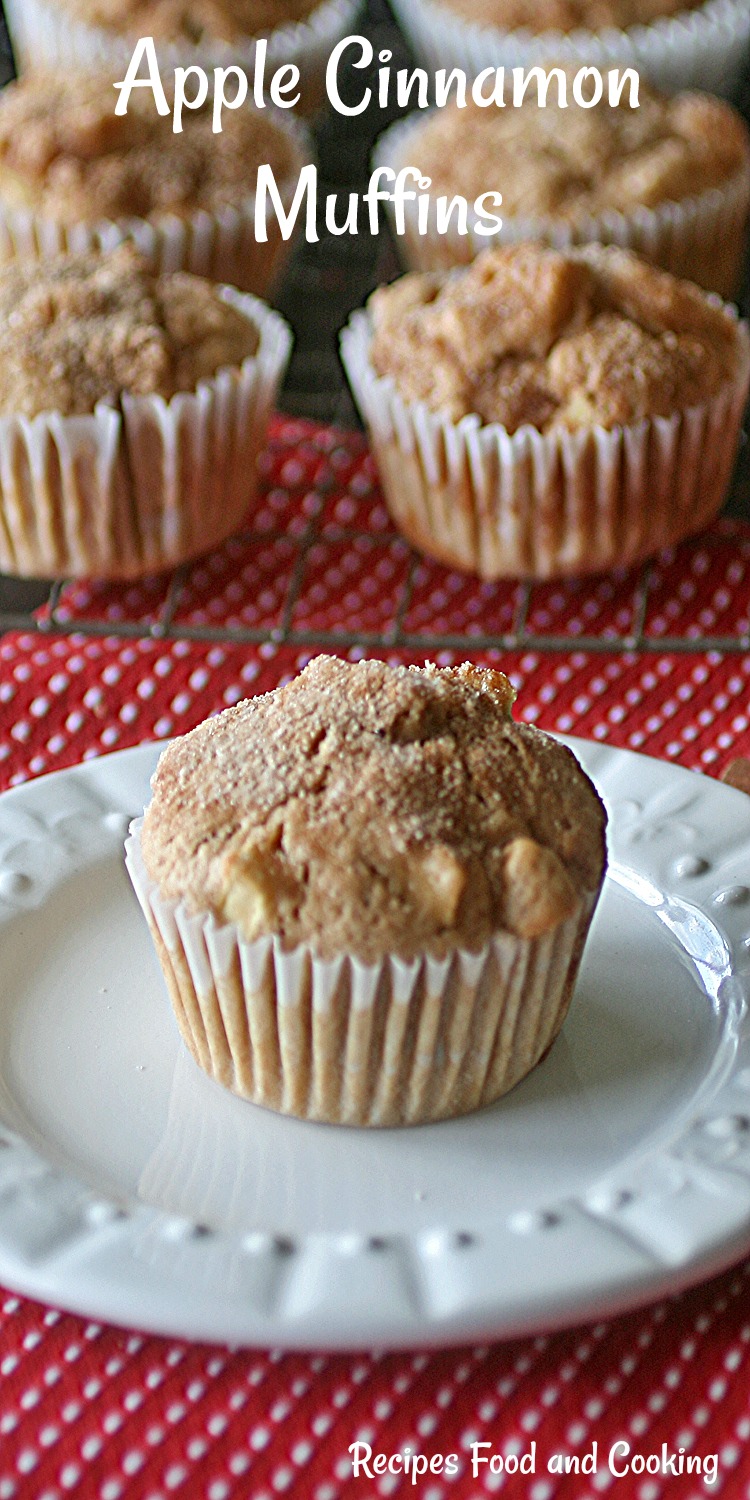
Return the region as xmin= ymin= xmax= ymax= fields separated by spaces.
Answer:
xmin=54 ymin=0 xmax=320 ymax=42
xmin=439 ymin=0 xmax=706 ymax=32
xmin=141 ymin=656 xmax=607 ymax=962
xmin=404 ymin=84 xmax=750 ymax=221
xmin=369 ymin=243 xmax=742 ymax=432
xmin=0 ymin=70 xmax=301 ymax=224
xmin=0 ymin=245 xmax=260 ymax=418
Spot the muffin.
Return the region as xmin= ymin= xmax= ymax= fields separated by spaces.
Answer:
xmin=388 ymin=0 xmax=750 ymax=98
xmin=59 ymin=0 xmax=323 ymax=38
xmin=375 ymin=80 xmax=750 ymax=297
xmin=0 ymin=243 xmax=291 ymax=579
xmin=5 ymin=0 xmax=360 ymax=115
xmin=0 ymin=70 xmax=310 ymax=296
xmin=125 ymin=656 xmax=608 ymax=1127
xmin=340 ymin=242 xmax=750 ymax=579
xmin=433 ymin=0 xmax=705 ymax=28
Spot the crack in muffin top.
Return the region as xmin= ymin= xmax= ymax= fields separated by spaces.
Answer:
xmin=369 ymin=243 xmax=744 ymax=432
xmin=141 ymin=656 xmax=607 ymax=963
xmin=0 ymin=244 xmax=260 ymax=418
xmin=0 ymin=70 xmax=303 ymax=223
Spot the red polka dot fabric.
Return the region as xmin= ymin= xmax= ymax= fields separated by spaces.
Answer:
xmin=1 ymin=417 xmax=750 ymax=1500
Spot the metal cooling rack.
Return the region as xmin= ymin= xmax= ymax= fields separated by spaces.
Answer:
xmin=2 ymin=515 xmax=749 ymax=656
xmin=0 ymin=0 xmax=749 ymax=658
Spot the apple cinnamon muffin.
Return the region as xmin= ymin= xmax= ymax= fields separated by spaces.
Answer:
xmin=0 ymin=248 xmax=260 ymax=417
xmin=341 ymin=242 xmax=750 ymax=578
xmin=368 ymin=244 xmax=742 ymax=431
xmin=127 ymin=655 xmax=607 ymax=1125
xmin=53 ymin=0 xmax=322 ymax=42
xmin=5 ymin=0 xmax=358 ymax=114
xmin=437 ymin=0 xmax=704 ymax=27
xmin=0 ymin=243 xmax=291 ymax=577
xmin=0 ymin=70 xmax=308 ymax=294
xmin=388 ymin=0 xmax=750 ymax=102
xmin=378 ymin=79 xmax=750 ymax=294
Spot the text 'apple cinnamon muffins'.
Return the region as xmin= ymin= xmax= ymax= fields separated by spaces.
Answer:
xmin=0 ymin=243 xmax=291 ymax=579
xmin=5 ymin=0 xmax=361 ymax=115
xmin=388 ymin=0 xmax=750 ymax=99
xmin=125 ymin=656 xmax=607 ymax=1127
xmin=0 ymin=70 xmax=311 ymax=297
xmin=374 ymin=77 xmax=750 ymax=297
xmin=340 ymin=242 xmax=750 ymax=580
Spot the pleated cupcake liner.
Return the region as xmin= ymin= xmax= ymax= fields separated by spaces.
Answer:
xmin=339 ymin=305 xmax=750 ymax=580
xmin=374 ymin=112 xmax=750 ymax=299
xmin=125 ymin=819 xmax=598 ymax=1128
xmin=387 ymin=0 xmax=750 ymax=98
xmin=0 ymin=114 xmax=313 ymax=299
xmin=0 ymin=290 xmax=292 ymax=580
xmin=5 ymin=0 xmax=361 ymax=115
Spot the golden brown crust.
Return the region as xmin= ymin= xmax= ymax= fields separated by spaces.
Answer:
xmin=369 ymin=243 xmax=743 ymax=432
xmin=438 ymin=0 xmax=706 ymax=32
xmin=0 ymin=71 xmax=301 ymax=225
xmin=53 ymin=0 xmax=321 ymax=41
xmin=404 ymin=85 xmax=750 ymax=220
xmin=0 ymin=244 xmax=260 ymax=418
xmin=140 ymin=655 xmax=607 ymax=963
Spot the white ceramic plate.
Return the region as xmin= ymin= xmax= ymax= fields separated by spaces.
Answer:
xmin=1 ymin=740 xmax=750 ymax=1350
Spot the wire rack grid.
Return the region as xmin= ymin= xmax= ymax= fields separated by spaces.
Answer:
xmin=0 ymin=0 xmax=749 ymax=661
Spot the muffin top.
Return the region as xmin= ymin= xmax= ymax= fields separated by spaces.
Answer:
xmin=141 ymin=655 xmax=607 ymax=963
xmin=0 ymin=245 xmax=260 ymax=418
xmin=402 ymin=85 xmax=750 ymax=220
xmin=0 ymin=71 xmax=302 ymax=224
xmin=52 ymin=0 xmax=321 ymax=42
xmin=438 ymin=0 xmax=705 ymax=33
xmin=369 ymin=243 xmax=744 ymax=432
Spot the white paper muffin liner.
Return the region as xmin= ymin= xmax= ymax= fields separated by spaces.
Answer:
xmin=388 ymin=0 xmax=750 ymax=97
xmin=125 ymin=817 xmax=598 ymax=1127
xmin=5 ymin=0 xmax=360 ymax=115
xmin=374 ymin=112 xmax=750 ymax=298
xmin=0 ymin=290 xmax=292 ymax=580
xmin=340 ymin=304 xmax=750 ymax=580
xmin=0 ymin=115 xmax=313 ymax=298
